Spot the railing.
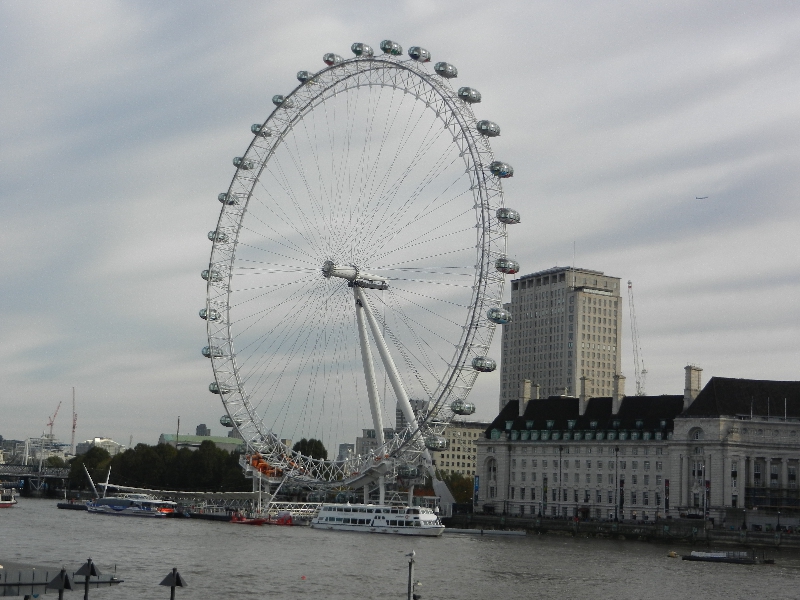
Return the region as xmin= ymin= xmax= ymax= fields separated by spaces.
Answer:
xmin=0 ymin=465 xmax=70 ymax=478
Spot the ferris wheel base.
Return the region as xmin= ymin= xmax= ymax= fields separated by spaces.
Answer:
xmin=340 ymin=461 xmax=392 ymax=488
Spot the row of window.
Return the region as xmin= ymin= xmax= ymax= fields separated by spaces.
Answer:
xmin=508 ymin=487 xmax=663 ymax=506
xmin=511 ymin=459 xmax=662 ymax=470
xmin=510 ymin=472 xmax=663 ymax=486
xmin=493 ymin=446 xmax=664 ymax=456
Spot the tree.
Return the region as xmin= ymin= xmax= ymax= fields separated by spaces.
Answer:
xmin=46 ymin=456 xmax=68 ymax=468
xmin=292 ymin=438 xmax=328 ymax=460
xmin=437 ymin=471 xmax=474 ymax=504
xmin=68 ymin=446 xmax=111 ymax=489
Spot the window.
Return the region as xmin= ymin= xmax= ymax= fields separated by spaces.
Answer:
xmin=632 ymin=461 xmax=638 ymax=471
xmin=521 ymin=472 xmax=526 ymax=482
xmin=596 ymin=490 xmax=602 ymax=503
xmin=643 ymin=492 xmax=649 ymax=506
xmin=656 ymin=461 xmax=662 ymax=471
xmin=644 ymin=475 xmax=649 ymax=485
xmin=631 ymin=491 xmax=637 ymax=505
xmin=632 ymin=475 xmax=638 ymax=485
xmin=608 ymin=491 xmax=613 ymax=504
xmin=575 ymin=460 xmax=580 ymax=469
xmin=644 ymin=461 xmax=650 ymax=471
xmin=656 ymin=475 xmax=662 ymax=486
xmin=585 ymin=474 xmax=591 ymax=483
xmin=586 ymin=460 xmax=592 ymax=469
xmin=731 ymin=494 xmax=738 ymax=508
xmin=620 ymin=461 xmax=626 ymax=470
xmin=520 ymin=488 xmax=526 ymax=500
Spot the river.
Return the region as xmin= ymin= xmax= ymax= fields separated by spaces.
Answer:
xmin=3 ymin=499 xmax=800 ymax=599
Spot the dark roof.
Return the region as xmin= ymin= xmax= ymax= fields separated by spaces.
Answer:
xmin=682 ymin=377 xmax=800 ymax=418
xmin=485 ymin=394 xmax=684 ymax=436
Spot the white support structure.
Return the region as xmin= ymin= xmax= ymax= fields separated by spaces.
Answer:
xmin=354 ymin=286 xmax=386 ymax=504
xmin=356 ymin=286 xmax=419 ymax=440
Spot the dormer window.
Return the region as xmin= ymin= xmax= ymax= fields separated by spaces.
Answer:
xmin=546 ymin=420 xmax=555 ymax=429
xmin=612 ymin=420 xmax=620 ymax=429
xmin=567 ymin=420 xmax=576 ymax=430
xmin=635 ymin=420 xmax=644 ymax=429
xmin=590 ymin=421 xmax=598 ymax=430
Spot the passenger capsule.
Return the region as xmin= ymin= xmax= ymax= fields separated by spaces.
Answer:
xmin=476 ymin=120 xmax=501 ymax=137
xmin=323 ymin=53 xmax=343 ymax=66
xmin=251 ymin=123 xmax=271 ymax=137
xmin=457 ymin=87 xmax=481 ymax=104
xmin=397 ymin=464 xmax=417 ymax=477
xmin=218 ymin=192 xmax=239 ymax=205
xmin=201 ymin=269 xmax=223 ymax=282
xmin=495 ymin=257 xmax=520 ymax=274
xmin=379 ymin=40 xmax=403 ymax=56
xmin=220 ymin=415 xmax=234 ymax=427
xmin=297 ymin=70 xmax=314 ymax=83
xmin=233 ymin=157 xmax=255 ymax=170
xmin=487 ymin=307 xmax=512 ymax=325
xmin=199 ymin=308 xmax=220 ymax=321
xmin=408 ymin=46 xmax=431 ymax=62
xmin=272 ymin=95 xmax=294 ymax=108
xmin=434 ymin=62 xmax=458 ymax=78
xmin=209 ymin=382 xmax=234 ymax=395
xmin=424 ymin=435 xmax=448 ymax=451
xmin=489 ymin=161 xmax=514 ymax=178
xmin=208 ymin=230 xmax=229 ymax=243
xmin=451 ymin=400 xmax=476 ymax=415
xmin=202 ymin=345 xmax=224 ymax=358
xmin=496 ymin=207 xmax=521 ymax=224
xmin=351 ymin=42 xmax=374 ymax=57
xmin=472 ymin=356 xmax=497 ymax=372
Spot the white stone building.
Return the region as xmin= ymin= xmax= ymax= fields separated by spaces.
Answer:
xmin=477 ymin=367 xmax=800 ymax=526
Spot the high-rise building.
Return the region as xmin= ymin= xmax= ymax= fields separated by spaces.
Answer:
xmin=196 ymin=424 xmax=211 ymax=437
xmin=499 ymin=267 xmax=622 ymax=409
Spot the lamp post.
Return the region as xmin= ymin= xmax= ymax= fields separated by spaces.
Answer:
xmin=614 ymin=447 xmax=619 ymax=522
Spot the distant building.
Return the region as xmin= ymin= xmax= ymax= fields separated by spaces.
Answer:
xmin=196 ymin=424 xmax=211 ymax=437
xmin=158 ymin=434 xmax=244 ymax=453
xmin=227 ymin=428 xmax=243 ymax=440
xmin=500 ymin=267 xmax=622 ymax=410
xmin=431 ymin=420 xmax=491 ymax=477
xmin=337 ymin=443 xmax=355 ymax=462
xmin=396 ymin=399 xmax=430 ymax=432
xmin=355 ymin=428 xmax=395 ymax=457
xmin=75 ymin=437 xmax=125 ymax=457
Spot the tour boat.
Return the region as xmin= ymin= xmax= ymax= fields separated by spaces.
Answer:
xmin=311 ymin=503 xmax=444 ymax=536
xmin=0 ymin=487 xmax=18 ymax=508
xmin=86 ymin=493 xmax=177 ymax=517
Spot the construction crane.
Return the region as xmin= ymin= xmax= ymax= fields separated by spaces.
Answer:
xmin=627 ymin=280 xmax=648 ymax=396
xmin=71 ymin=387 xmax=78 ymax=455
xmin=47 ymin=400 xmax=62 ymax=438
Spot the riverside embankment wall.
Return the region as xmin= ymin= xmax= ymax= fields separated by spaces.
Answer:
xmin=443 ymin=515 xmax=800 ymax=550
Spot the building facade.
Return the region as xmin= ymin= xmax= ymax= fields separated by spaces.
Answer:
xmin=499 ymin=267 xmax=622 ymax=410
xmin=431 ymin=420 xmax=491 ymax=477
xmin=477 ymin=367 xmax=800 ymax=526
xmin=75 ymin=437 xmax=125 ymax=457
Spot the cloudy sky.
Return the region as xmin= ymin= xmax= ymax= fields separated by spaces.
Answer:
xmin=2 ymin=1 xmax=799 ymax=450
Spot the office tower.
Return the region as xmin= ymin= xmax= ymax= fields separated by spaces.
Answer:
xmin=499 ymin=267 xmax=622 ymax=409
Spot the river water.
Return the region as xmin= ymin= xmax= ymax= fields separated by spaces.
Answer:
xmin=3 ymin=499 xmax=800 ymax=599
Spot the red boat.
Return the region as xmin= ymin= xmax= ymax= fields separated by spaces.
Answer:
xmin=0 ymin=488 xmax=17 ymax=508
xmin=230 ymin=513 xmax=267 ymax=525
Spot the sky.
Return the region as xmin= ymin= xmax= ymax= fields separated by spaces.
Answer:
xmin=2 ymin=0 xmax=799 ymax=450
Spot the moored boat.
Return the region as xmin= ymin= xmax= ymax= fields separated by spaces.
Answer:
xmin=86 ymin=493 xmax=177 ymax=517
xmin=230 ymin=513 xmax=267 ymax=525
xmin=311 ymin=503 xmax=444 ymax=536
xmin=0 ymin=487 xmax=18 ymax=508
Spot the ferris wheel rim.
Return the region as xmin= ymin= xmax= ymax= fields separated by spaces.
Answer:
xmin=204 ymin=46 xmax=510 ymax=486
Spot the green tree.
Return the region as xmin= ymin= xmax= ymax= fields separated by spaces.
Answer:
xmin=437 ymin=471 xmax=474 ymax=504
xmin=46 ymin=456 xmax=68 ymax=468
xmin=68 ymin=446 xmax=112 ymax=489
xmin=292 ymin=438 xmax=328 ymax=460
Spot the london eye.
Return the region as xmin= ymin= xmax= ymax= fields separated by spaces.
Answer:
xmin=201 ymin=40 xmax=520 ymax=496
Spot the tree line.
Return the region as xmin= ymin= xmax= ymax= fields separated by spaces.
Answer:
xmin=69 ymin=441 xmax=249 ymax=493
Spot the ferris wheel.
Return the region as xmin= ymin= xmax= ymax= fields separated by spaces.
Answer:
xmin=201 ymin=40 xmax=520 ymax=490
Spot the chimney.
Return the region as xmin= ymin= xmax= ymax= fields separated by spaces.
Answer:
xmin=533 ymin=383 xmax=540 ymax=400
xmin=579 ymin=376 xmax=591 ymax=416
xmin=612 ymin=374 xmax=626 ymax=415
xmin=684 ymin=365 xmax=703 ymax=411
xmin=519 ymin=379 xmax=532 ymax=417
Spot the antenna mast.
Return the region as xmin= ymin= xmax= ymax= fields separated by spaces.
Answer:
xmin=71 ymin=387 xmax=77 ymax=455
xmin=627 ymin=280 xmax=647 ymax=396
